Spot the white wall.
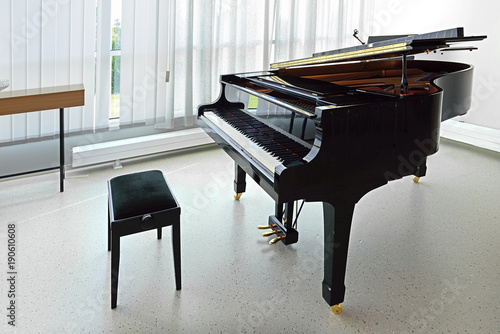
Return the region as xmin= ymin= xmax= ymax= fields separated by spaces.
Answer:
xmin=370 ymin=0 xmax=500 ymax=130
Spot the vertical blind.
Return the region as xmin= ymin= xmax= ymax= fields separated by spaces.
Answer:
xmin=0 ymin=0 xmax=374 ymax=143
xmin=118 ymin=0 xmax=374 ymax=129
xmin=120 ymin=0 xmax=170 ymax=127
xmin=0 ymin=0 xmax=98 ymax=143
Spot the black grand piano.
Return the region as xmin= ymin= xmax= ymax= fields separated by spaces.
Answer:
xmin=197 ymin=28 xmax=486 ymax=313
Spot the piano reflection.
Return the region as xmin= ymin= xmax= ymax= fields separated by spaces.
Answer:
xmin=197 ymin=27 xmax=486 ymax=313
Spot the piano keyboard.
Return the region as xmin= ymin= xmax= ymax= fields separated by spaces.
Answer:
xmin=202 ymin=108 xmax=310 ymax=177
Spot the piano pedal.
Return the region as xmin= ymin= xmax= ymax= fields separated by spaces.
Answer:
xmin=234 ymin=193 xmax=242 ymax=200
xmin=269 ymin=235 xmax=285 ymax=245
xmin=261 ymin=230 xmax=279 ymax=237
xmin=257 ymin=224 xmax=276 ymax=230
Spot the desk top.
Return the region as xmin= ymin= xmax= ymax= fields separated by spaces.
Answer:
xmin=0 ymin=84 xmax=84 ymax=116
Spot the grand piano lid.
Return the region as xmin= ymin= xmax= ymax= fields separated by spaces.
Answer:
xmin=270 ymin=27 xmax=487 ymax=69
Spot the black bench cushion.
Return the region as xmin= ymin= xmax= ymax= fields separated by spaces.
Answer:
xmin=110 ymin=170 xmax=178 ymax=220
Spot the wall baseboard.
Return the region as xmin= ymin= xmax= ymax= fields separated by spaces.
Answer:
xmin=440 ymin=120 xmax=500 ymax=153
xmin=72 ymin=128 xmax=214 ymax=167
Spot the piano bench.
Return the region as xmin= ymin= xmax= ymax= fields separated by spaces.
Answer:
xmin=107 ymin=170 xmax=181 ymax=309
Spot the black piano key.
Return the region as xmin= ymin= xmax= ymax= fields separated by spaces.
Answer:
xmin=213 ymin=108 xmax=309 ymax=164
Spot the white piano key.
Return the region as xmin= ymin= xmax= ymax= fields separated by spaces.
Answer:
xmin=202 ymin=111 xmax=282 ymax=176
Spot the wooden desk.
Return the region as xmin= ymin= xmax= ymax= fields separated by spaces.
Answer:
xmin=0 ymin=84 xmax=85 ymax=192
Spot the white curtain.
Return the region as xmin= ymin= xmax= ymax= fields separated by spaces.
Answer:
xmin=0 ymin=0 xmax=98 ymax=143
xmin=273 ymin=0 xmax=374 ymax=61
xmin=0 ymin=0 xmax=374 ymax=142
xmin=119 ymin=0 xmax=374 ymax=129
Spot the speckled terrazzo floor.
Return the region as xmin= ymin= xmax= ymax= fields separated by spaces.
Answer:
xmin=0 ymin=138 xmax=499 ymax=333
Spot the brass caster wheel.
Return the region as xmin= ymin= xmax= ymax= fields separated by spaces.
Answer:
xmin=412 ymin=176 xmax=420 ymax=183
xmin=331 ymin=303 xmax=342 ymax=314
xmin=234 ymin=193 xmax=242 ymax=200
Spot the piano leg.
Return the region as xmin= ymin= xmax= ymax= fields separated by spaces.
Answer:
xmin=234 ymin=163 xmax=246 ymax=200
xmin=413 ymin=157 xmax=428 ymax=183
xmin=322 ymin=201 xmax=356 ymax=314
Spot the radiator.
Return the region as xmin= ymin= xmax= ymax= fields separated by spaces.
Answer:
xmin=71 ymin=121 xmax=499 ymax=168
xmin=72 ymin=128 xmax=214 ymax=167
xmin=440 ymin=120 xmax=500 ymax=153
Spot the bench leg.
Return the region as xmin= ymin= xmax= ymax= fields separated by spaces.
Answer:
xmin=172 ymin=219 xmax=181 ymax=290
xmin=157 ymin=227 xmax=162 ymax=239
xmin=111 ymin=235 xmax=120 ymax=309
xmin=107 ymin=209 xmax=111 ymax=252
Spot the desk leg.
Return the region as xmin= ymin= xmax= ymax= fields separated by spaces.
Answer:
xmin=60 ymin=108 xmax=65 ymax=192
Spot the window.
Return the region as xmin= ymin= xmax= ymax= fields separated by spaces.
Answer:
xmin=110 ymin=0 xmax=122 ymax=120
